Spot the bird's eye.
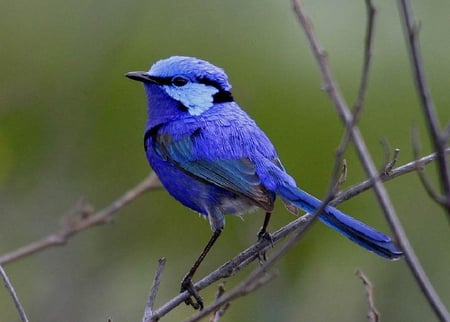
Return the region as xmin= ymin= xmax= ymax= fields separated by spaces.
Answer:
xmin=172 ymin=76 xmax=188 ymax=87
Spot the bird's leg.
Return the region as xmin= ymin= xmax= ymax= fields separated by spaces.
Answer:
xmin=257 ymin=212 xmax=274 ymax=262
xmin=181 ymin=228 xmax=222 ymax=310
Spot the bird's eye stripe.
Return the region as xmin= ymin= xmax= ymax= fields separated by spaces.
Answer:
xmin=148 ymin=76 xmax=173 ymax=85
xmin=148 ymin=75 xmax=225 ymax=91
xmin=197 ymin=77 xmax=223 ymax=91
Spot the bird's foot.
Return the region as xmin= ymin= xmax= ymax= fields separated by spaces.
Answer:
xmin=181 ymin=275 xmax=204 ymax=310
xmin=257 ymin=229 xmax=273 ymax=245
xmin=257 ymin=229 xmax=274 ymax=264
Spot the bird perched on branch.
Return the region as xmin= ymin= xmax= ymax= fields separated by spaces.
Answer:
xmin=126 ymin=56 xmax=403 ymax=310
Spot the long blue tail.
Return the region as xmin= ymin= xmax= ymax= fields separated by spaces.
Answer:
xmin=277 ymin=184 xmax=403 ymax=260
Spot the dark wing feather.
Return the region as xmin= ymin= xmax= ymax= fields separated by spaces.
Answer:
xmin=151 ymin=131 xmax=274 ymax=211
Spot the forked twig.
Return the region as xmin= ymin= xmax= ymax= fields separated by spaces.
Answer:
xmin=398 ymin=0 xmax=450 ymax=212
xmin=0 ymin=173 xmax=161 ymax=265
xmin=356 ymin=269 xmax=379 ymax=322
xmin=142 ymin=258 xmax=167 ymax=322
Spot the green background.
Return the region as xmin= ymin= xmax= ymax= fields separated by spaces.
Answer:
xmin=1 ymin=0 xmax=449 ymax=321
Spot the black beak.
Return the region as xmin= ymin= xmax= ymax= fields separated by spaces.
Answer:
xmin=125 ymin=71 xmax=158 ymax=83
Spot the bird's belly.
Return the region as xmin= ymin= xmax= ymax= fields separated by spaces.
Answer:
xmin=148 ymin=155 xmax=257 ymax=216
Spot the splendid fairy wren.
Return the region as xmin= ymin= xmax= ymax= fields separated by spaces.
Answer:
xmin=126 ymin=56 xmax=403 ymax=310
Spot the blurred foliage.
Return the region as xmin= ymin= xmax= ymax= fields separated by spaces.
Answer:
xmin=1 ymin=0 xmax=449 ymax=321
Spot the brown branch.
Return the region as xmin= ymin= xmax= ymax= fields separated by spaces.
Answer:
xmin=383 ymin=148 xmax=400 ymax=175
xmin=185 ymin=272 xmax=277 ymax=322
xmin=356 ymin=269 xmax=379 ymax=322
xmin=0 ymin=265 xmax=29 ymax=322
xmin=334 ymin=147 xmax=450 ymax=205
xmin=0 ymin=173 xmax=161 ymax=265
xmin=142 ymin=258 xmax=167 ymax=322
xmin=209 ymin=284 xmax=230 ymax=322
xmin=352 ymin=0 xmax=376 ymax=121
xmin=291 ymin=1 xmax=450 ymax=321
xmin=412 ymin=127 xmax=447 ymax=204
xmin=398 ymin=0 xmax=450 ymax=213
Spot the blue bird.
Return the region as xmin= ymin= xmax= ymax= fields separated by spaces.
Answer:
xmin=126 ymin=56 xmax=403 ymax=309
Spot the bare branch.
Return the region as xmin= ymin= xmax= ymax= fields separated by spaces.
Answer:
xmin=352 ymin=0 xmax=376 ymax=121
xmin=384 ymin=148 xmax=400 ymax=175
xmin=291 ymin=0 xmax=450 ymax=321
xmin=186 ymin=272 xmax=277 ymax=322
xmin=398 ymin=0 xmax=450 ymax=212
xmin=356 ymin=269 xmax=379 ymax=322
xmin=142 ymin=258 xmax=167 ymax=322
xmin=0 ymin=265 xmax=29 ymax=322
xmin=209 ymin=284 xmax=230 ymax=322
xmin=334 ymin=158 xmax=348 ymax=192
xmin=412 ymin=127 xmax=447 ymax=204
xmin=443 ymin=124 xmax=450 ymax=144
xmin=0 ymin=173 xmax=161 ymax=265
xmin=334 ymin=147 xmax=450 ymax=205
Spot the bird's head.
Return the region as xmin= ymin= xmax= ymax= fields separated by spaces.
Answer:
xmin=126 ymin=56 xmax=234 ymax=116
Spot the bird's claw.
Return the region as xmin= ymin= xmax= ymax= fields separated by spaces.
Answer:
xmin=257 ymin=228 xmax=274 ymax=246
xmin=257 ymin=229 xmax=274 ymax=263
xmin=181 ymin=276 xmax=204 ymax=310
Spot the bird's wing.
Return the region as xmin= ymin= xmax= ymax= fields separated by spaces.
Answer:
xmin=149 ymin=130 xmax=275 ymax=211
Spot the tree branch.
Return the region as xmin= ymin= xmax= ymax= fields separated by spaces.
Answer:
xmin=398 ymin=0 xmax=450 ymax=213
xmin=412 ymin=127 xmax=447 ymax=204
xmin=291 ymin=1 xmax=450 ymax=321
xmin=142 ymin=258 xmax=167 ymax=322
xmin=0 ymin=265 xmax=29 ymax=322
xmin=356 ymin=269 xmax=379 ymax=322
xmin=0 ymin=173 xmax=161 ymax=265
xmin=352 ymin=0 xmax=376 ymax=121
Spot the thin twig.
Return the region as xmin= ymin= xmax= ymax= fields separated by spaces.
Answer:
xmin=334 ymin=158 xmax=348 ymax=191
xmin=291 ymin=1 xmax=450 ymax=321
xmin=209 ymin=283 xmax=230 ymax=322
xmin=331 ymin=0 xmax=376 ymax=219
xmin=185 ymin=272 xmax=277 ymax=322
xmin=334 ymin=147 xmax=450 ymax=205
xmin=352 ymin=0 xmax=376 ymax=121
xmin=356 ymin=269 xmax=379 ymax=322
xmin=398 ymin=0 xmax=450 ymax=212
xmin=142 ymin=258 xmax=167 ymax=322
xmin=384 ymin=148 xmax=400 ymax=175
xmin=443 ymin=124 xmax=450 ymax=144
xmin=412 ymin=127 xmax=446 ymax=204
xmin=0 ymin=173 xmax=161 ymax=265
xmin=0 ymin=265 xmax=29 ymax=322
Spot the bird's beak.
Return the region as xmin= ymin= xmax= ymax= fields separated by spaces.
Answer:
xmin=125 ymin=71 xmax=159 ymax=84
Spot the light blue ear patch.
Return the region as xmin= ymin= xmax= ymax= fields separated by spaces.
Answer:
xmin=164 ymin=83 xmax=218 ymax=116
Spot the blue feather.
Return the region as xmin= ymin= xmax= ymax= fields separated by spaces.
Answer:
xmin=276 ymin=184 xmax=403 ymax=260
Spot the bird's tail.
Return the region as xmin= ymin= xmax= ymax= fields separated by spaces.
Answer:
xmin=276 ymin=184 xmax=403 ymax=260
